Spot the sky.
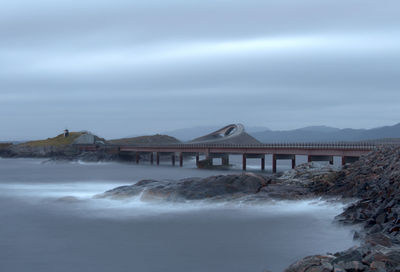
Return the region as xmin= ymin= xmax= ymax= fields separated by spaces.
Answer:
xmin=1 ymin=0 xmax=400 ymax=140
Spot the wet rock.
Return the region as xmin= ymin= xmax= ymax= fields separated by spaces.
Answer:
xmin=286 ymin=146 xmax=400 ymax=272
xmin=369 ymin=261 xmax=386 ymax=271
xmin=99 ymin=174 xmax=276 ymax=201
xmin=284 ymin=255 xmax=335 ymax=272
xmin=334 ymin=260 xmax=368 ymax=271
xmin=332 ymin=247 xmax=363 ymax=264
xmin=364 ymin=233 xmax=393 ymax=247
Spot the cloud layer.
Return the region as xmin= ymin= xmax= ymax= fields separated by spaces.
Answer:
xmin=1 ymin=0 xmax=399 ymax=140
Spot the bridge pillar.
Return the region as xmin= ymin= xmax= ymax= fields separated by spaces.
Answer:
xmin=342 ymin=156 xmax=359 ymax=165
xmin=196 ymin=153 xmax=200 ymax=164
xmin=179 ymin=152 xmax=183 ymax=167
xmin=150 ymin=152 xmax=154 ymax=165
xmin=308 ymin=155 xmax=334 ymax=164
xmin=135 ymin=152 xmax=140 ymax=164
xmin=261 ymin=155 xmax=265 ymax=171
xmin=196 ymin=156 xmax=213 ymax=168
xmin=171 ymin=154 xmax=176 ymax=166
xmin=273 ymin=154 xmax=295 ymax=173
xmin=242 ymin=154 xmax=247 ymax=171
xmin=308 ymin=155 xmax=312 ymax=163
xmin=156 ymin=152 xmax=160 ymax=165
xmin=221 ymin=154 xmax=229 ymax=166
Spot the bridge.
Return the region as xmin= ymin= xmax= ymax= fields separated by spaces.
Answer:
xmin=75 ymin=124 xmax=378 ymax=172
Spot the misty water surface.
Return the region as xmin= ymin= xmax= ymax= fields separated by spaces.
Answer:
xmin=0 ymin=158 xmax=357 ymax=272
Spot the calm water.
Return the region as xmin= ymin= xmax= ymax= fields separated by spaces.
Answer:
xmin=0 ymin=158 xmax=356 ymax=272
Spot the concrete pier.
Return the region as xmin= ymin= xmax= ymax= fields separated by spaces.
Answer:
xmin=179 ymin=152 xmax=183 ymax=167
xmin=272 ymin=154 xmax=296 ymax=173
xmin=171 ymin=154 xmax=175 ymax=166
xmin=342 ymin=156 xmax=359 ymax=165
xmin=308 ymin=155 xmax=334 ymax=165
xmin=135 ymin=152 xmax=140 ymax=164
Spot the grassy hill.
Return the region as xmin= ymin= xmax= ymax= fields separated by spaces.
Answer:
xmin=109 ymin=134 xmax=181 ymax=145
xmin=0 ymin=143 xmax=12 ymax=149
xmin=20 ymin=132 xmax=86 ymax=147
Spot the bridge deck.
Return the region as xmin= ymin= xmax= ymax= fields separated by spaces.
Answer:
xmin=116 ymin=143 xmax=375 ymax=157
xmin=75 ymin=142 xmax=377 ymax=172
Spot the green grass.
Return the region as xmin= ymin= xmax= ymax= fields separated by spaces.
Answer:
xmin=109 ymin=134 xmax=181 ymax=145
xmin=21 ymin=132 xmax=85 ymax=147
xmin=0 ymin=143 xmax=12 ymax=149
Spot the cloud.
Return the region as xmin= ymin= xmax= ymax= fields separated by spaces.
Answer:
xmin=0 ymin=0 xmax=399 ymax=140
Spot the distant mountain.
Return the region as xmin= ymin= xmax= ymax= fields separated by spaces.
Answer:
xmin=163 ymin=126 xmax=269 ymax=141
xmin=297 ymin=126 xmax=341 ymax=133
xmin=251 ymin=123 xmax=400 ymax=143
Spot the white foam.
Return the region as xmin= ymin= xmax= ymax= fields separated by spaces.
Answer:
xmin=72 ymin=160 xmax=114 ymax=165
xmin=0 ymin=182 xmax=129 ymax=198
xmin=0 ymin=181 xmax=346 ymax=220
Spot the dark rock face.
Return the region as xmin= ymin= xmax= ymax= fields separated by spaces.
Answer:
xmin=286 ymin=146 xmax=400 ymax=272
xmin=285 ymin=255 xmax=336 ymax=272
xmin=99 ymin=168 xmax=328 ymax=202
xmin=285 ymin=244 xmax=400 ymax=272
xmin=99 ymin=174 xmax=272 ymax=201
xmin=5 ymin=144 xmax=78 ymax=158
xmin=325 ymin=146 xmax=400 ymax=199
xmin=325 ymin=147 xmax=400 ymax=242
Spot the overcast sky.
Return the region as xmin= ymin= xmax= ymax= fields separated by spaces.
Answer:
xmin=1 ymin=0 xmax=399 ymax=140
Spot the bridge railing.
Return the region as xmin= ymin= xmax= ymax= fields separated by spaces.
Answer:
xmin=108 ymin=141 xmax=379 ymax=150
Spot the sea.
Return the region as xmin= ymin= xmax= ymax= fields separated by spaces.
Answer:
xmin=0 ymin=156 xmax=357 ymax=272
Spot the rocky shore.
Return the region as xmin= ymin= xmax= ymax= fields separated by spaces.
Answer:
xmin=99 ymin=146 xmax=400 ymax=271
xmin=284 ymin=146 xmax=400 ymax=272
xmin=97 ymin=162 xmax=341 ymax=202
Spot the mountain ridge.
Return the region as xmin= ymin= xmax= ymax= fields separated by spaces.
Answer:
xmin=251 ymin=123 xmax=400 ymax=142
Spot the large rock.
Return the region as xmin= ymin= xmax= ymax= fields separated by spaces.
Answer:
xmin=99 ymin=174 xmax=271 ymax=201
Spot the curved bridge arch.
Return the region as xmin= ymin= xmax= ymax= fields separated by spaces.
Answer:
xmin=190 ymin=124 xmax=260 ymax=145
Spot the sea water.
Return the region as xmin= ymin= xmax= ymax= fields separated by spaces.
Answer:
xmin=0 ymin=158 xmax=357 ymax=272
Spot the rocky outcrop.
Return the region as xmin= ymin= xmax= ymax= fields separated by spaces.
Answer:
xmin=100 ymin=161 xmax=340 ymax=202
xmin=99 ymin=159 xmax=348 ymax=202
xmin=3 ymin=143 xmax=116 ymax=162
xmin=285 ymin=238 xmax=400 ymax=272
xmin=286 ymin=146 xmax=400 ymax=272
xmin=312 ymin=146 xmax=400 ymax=242
xmin=99 ymin=174 xmax=271 ymax=201
xmin=5 ymin=144 xmax=78 ymax=158
xmin=1 ymin=132 xmax=114 ymax=162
